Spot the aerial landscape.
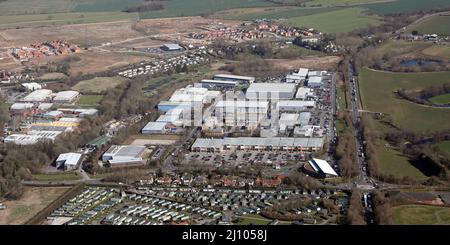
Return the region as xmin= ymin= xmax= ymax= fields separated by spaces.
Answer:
xmin=0 ymin=0 xmax=450 ymax=228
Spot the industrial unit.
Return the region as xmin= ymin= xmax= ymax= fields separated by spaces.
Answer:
xmin=213 ymin=74 xmax=255 ymax=85
xmin=191 ymin=137 xmax=324 ymax=152
xmin=53 ymin=90 xmax=80 ymax=103
xmin=56 ymin=153 xmax=82 ymax=171
xmin=213 ymin=100 xmax=269 ymax=128
xmin=246 ymin=83 xmax=297 ymax=100
xmin=102 ymin=145 xmax=146 ymax=165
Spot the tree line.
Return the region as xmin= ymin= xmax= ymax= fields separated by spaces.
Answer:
xmin=396 ymin=82 xmax=450 ymax=106
xmin=123 ymin=2 xmax=165 ymax=13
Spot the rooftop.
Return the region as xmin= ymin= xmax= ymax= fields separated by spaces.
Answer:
xmin=56 ymin=153 xmax=82 ymax=166
xmin=309 ymin=158 xmax=338 ymax=176
xmin=246 ymin=83 xmax=296 ymax=94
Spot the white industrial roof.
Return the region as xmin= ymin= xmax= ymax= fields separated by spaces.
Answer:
xmin=295 ymin=87 xmax=314 ymax=99
xmin=10 ymin=103 xmax=33 ymax=110
xmin=157 ymin=114 xmax=181 ymax=124
xmin=104 ymin=145 xmax=146 ymax=158
xmin=56 ymin=153 xmax=82 ymax=166
xmin=277 ymin=100 xmax=315 ymax=108
xmin=192 ymin=137 xmax=323 ymax=149
xmin=308 ymin=76 xmax=323 ymax=85
xmin=201 ymin=79 xmax=238 ymax=85
xmin=163 ymin=43 xmax=183 ymax=50
xmin=279 ymin=113 xmax=300 ymax=126
xmin=296 ymin=68 xmax=309 ymax=77
xmin=309 ymin=158 xmax=338 ymax=176
xmin=58 ymin=117 xmax=83 ymax=123
xmin=22 ymin=89 xmax=52 ymax=102
xmin=286 ymin=74 xmax=303 ymax=80
xmin=38 ymin=103 xmax=53 ymax=111
xmin=21 ymin=82 xmax=42 ymax=91
xmin=44 ymin=110 xmax=63 ymax=117
xmin=53 ymin=91 xmax=80 ymax=101
xmin=142 ymin=121 xmax=168 ymax=131
xmin=214 ymin=74 xmax=255 ymax=82
xmin=308 ymin=71 xmax=322 ymax=77
xmin=247 ymin=83 xmax=296 ymax=94
xmin=4 ymin=131 xmax=61 ymax=145
xmin=215 ymin=100 xmax=269 ymax=108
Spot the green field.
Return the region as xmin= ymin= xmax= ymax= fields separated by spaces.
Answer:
xmin=392 ymin=205 xmax=450 ymax=225
xmin=410 ymin=15 xmax=450 ymax=36
xmin=359 ymin=68 xmax=450 ymax=132
xmin=429 ymin=93 xmax=450 ymax=105
xmin=0 ymin=11 xmax=136 ymax=29
xmin=132 ymin=0 xmax=274 ymax=19
xmin=436 ymin=141 xmax=450 ymax=156
xmin=421 ymin=45 xmax=450 ymax=59
xmin=364 ymin=0 xmax=450 ymax=15
xmin=306 ymin=0 xmax=390 ymax=7
xmin=283 ymin=7 xmax=383 ymax=33
xmin=375 ymin=40 xmax=432 ymax=57
xmin=77 ymin=95 xmax=104 ymax=107
xmin=72 ymin=77 xmax=126 ymax=94
xmin=0 ymin=0 xmax=76 ymax=15
xmin=213 ymin=6 xmax=340 ymax=20
xmin=376 ymin=140 xmax=428 ymax=180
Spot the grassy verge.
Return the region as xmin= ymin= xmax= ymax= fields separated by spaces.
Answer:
xmin=77 ymin=95 xmax=103 ymax=107
xmin=32 ymin=172 xmax=82 ymax=181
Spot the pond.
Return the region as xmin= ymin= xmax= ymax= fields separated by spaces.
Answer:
xmin=400 ymin=59 xmax=444 ymax=67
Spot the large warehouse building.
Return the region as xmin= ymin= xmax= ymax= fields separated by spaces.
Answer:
xmin=246 ymin=83 xmax=297 ymax=100
xmin=55 ymin=153 xmax=82 ymax=171
xmin=22 ymin=89 xmax=53 ymax=102
xmin=214 ymin=100 xmax=269 ymax=128
xmin=53 ymin=90 xmax=80 ymax=103
xmin=213 ymin=74 xmax=255 ymax=85
xmin=191 ymin=137 xmax=324 ymax=152
xmin=102 ymin=145 xmax=146 ymax=165
xmin=304 ymin=158 xmax=338 ymax=178
xmin=277 ymin=100 xmax=315 ymax=112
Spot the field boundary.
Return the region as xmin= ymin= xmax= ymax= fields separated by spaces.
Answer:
xmin=24 ymin=183 xmax=85 ymax=225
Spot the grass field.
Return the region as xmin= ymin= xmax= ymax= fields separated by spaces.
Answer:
xmin=213 ymin=6 xmax=339 ymax=21
xmin=376 ymin=140 xmax=428 ymax=180
xmin=421 ymin=45 xmax=450 ymax=59
xmin=306 ymin=0 xmax=390 ymax=6
xmin=429 ymin=94 xmax=450 ymax=105
xmin=375 ymin=40 xmax=432 ymax=57
xmin=359 ymin=68 xmax=450 ymax=132
xmin=32 ymin=172 xmax=82 ymax=181
xmin=364 ymin=0 xmax=450 ymax=15
xmin=136 ymin=0 xmax=274 ymax=19
xmin=72 ymin=76 xmax=126 ymax=94
xmin=283 ymin=7 xmax=383 ymax=33
xmin=0 ymin=187 xmax=69 ymax=225
xmin=436 ymin=141 xmax=450 ymax=156
xmin=77 ymin=95 xmax=104 ymax=107
xmin=409 ymin=15 xmax=450 ymax=36
xmin=0 ymin=11 xmax=136 ymax=29
xmin=392 ymin=204 xmax=450 ymax=225
xmin=0 ymin=0 xmax=76 ymax=15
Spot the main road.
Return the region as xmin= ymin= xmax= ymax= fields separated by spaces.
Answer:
xmin=348 ymin=60 xmax=375 ymax=224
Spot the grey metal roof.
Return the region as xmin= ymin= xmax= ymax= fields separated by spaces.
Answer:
xmin=192 ymin=137 xmax=324 ymax=149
